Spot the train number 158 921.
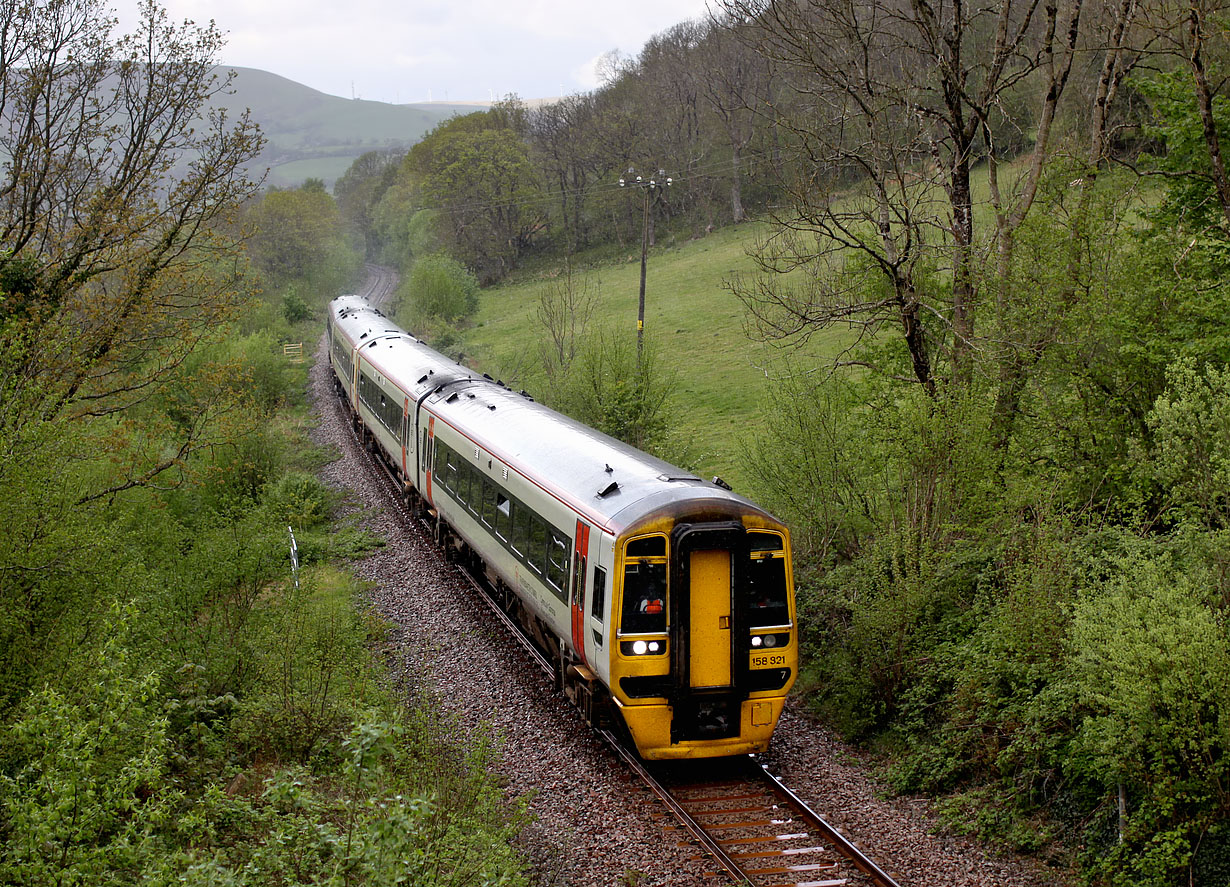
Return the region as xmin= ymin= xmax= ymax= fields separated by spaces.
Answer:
xmin=750 ymin=652 xmax=788 ymax=668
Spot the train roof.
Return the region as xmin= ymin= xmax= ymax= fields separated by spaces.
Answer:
xmin=329 ymin=295 xmax=779 ymax=536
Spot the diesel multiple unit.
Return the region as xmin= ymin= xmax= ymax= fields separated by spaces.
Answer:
xmin=327 ymin=295 xmax=796 ymax=759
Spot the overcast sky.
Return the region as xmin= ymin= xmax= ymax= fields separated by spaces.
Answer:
xmin=114 ymin=0 xmax=714 ymax=104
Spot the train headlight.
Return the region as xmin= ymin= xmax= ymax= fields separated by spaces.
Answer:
xmin=751 ymin=636 xmax=763 ymax=647
xmin=763 ymin=634 xmax=778 ymax=648
xmin=620 ymin=639 xmax=666 ymax=656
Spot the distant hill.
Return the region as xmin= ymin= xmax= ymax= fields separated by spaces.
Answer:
xmin=212 ymin=67 xmax=486 ymax=189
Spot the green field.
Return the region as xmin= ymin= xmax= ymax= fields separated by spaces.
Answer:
xmin=460 ymin=222 xmax=847 ymax=495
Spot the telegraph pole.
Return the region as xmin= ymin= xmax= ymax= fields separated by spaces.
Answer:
xmin=619 ymin=167 xmax=671 ymax=368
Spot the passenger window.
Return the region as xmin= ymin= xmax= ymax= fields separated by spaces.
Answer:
xmin=511 ymin=503 xmax=529 ymax=555
xmin=495 ymin=493 xmax=512 ymax=540
xmin=528 ymin=517 xmax=547 ymax=574
xmin=621 ymin=561 xmax=667 ymax=634
xmin=547 ymin=530 xmax=569 ymax=591
xmin=480 ymin=479 xmax=496 ymax=527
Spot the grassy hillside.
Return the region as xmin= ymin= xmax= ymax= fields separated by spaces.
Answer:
xmin=213 ymin=67 xmax=482 ymax=188
xmin=459 ymin=223 xmax=847 ymax=496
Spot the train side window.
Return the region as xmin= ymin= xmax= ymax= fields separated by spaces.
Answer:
xmin=463 ymin=465 xmax=478 ymax=513
xmin=547 ymin=529 xmax=569 ymax=593
xmin=511 ymin=502 xmax=529 ymax=555
xmin=591 ymin=566 xmax=606 ymax=620
xmin=495 ymin=492 xmax=512 ymax=540
xmin=528 ymin=517 xmax=547 ymax=575
xmin=480 ymin=479 xmax=496 ymax=527
xmin=621 ymin=561 xmax=667 ymax=634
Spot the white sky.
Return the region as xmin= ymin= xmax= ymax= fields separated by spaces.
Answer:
xmin=114 ymin=0 xmax=714 ymax=104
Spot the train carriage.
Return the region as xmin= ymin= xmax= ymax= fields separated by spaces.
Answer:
xmin=327 ymin=295 xmax=796 ymax=760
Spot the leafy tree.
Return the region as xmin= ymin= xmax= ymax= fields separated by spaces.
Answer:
xmin=334 ymin=149 xmax=402 ymax=258
xmin=410 ymin=112 xmax=545 ymax=283
xmin=245 ymin=182 xmax=361 ymax=296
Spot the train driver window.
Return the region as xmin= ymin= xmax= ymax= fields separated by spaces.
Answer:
xmin=622 ymin=562 xmax=666 ymax=634
xmin=746 ymin=531 xmax=791 ymax=627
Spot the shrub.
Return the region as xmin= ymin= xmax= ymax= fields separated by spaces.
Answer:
xmin=397 ymin=253 xmax=479 ymax=326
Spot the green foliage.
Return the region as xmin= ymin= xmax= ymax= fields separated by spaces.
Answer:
xmin=1143 ymin=358 xmax=1230 ymax=530
xmin=264 ymin=471 xmax=334 ymax=530
xmin=396 ymin=252 xmax=480 ymax=328
xmin=245 ymin=182 xmax=363 ymax=299
xmin=0 ymin=618 xmax=179 ymax=886
xmin=544 ymin=327 xmax=677 ymax=456
xmin=1136 ymin=69 xmax=1230 ymax=232
xmin=1071 ymin=552 xmax=1230 ymax=885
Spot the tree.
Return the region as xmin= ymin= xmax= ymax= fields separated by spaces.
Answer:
xmin=401 ymin=103 xmax=546 ymax=283
xmin=0 ymin=0 xmax=263 ymax=440
xmin=245 ymin=182 xmax=360 ymax=295
xmin=719 ymin=0 xmax=1092 ymax=394
xmin=334 ymin=149 xmax=403 ymax=258
xmin=699 ymin=13 xmax=772 ymax=224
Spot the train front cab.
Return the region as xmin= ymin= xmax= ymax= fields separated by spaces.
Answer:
xmin=612 ymin=516 xmax=796 ymax=760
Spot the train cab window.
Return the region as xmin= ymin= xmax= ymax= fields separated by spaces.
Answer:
xmin=746 ymin=531 xmax=790 ymax=627
xmin=626 ymin=536 xmax=666 ymax=558
xmin=621 ymin=560 xmax=667 ymax=634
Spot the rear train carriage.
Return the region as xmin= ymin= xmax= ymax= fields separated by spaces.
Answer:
xmin=328 ymin=295 xmax=796 ymax=760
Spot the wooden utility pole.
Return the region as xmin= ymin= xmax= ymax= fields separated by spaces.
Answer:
xmin=619 ymin=168 xmax=671 ymax=368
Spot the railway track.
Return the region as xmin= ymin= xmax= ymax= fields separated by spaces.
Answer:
xmin=357 ymin=262 xmax=398 ymax=309
xmin=340 ymin=355 xmax=901 ymax=887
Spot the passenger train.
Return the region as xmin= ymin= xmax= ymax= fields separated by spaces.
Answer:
xmin=327 ymin=295 xmax=796 ymax=760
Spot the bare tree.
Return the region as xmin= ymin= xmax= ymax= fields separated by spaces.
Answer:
xmin=699 ymin=12 xmax=773 ymax=223
xmin=0 ymin=0 xmax=264 ymax=436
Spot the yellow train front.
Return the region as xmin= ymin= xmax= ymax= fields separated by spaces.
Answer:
xmin=606 ymin=506 xmax=796 ymax=760
xmin=327 ymin=294 xmax=795 ymax=760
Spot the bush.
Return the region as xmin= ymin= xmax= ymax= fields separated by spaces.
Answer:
xmin=263 ymin=471 xmax=333 ymax=530
xmin=1070 ymin=552 xmax=1230 ymax=885
xmin=397 ymin=253 xmax=479 ymax=326
xmin=0 ymin=623 xmax=178 ymax=886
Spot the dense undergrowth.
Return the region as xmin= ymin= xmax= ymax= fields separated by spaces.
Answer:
xmin=0 ymin=212 xmax=529 ymax=886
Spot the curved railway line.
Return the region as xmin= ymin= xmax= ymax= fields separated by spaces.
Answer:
xmin=341 ymin=380 xmax=902 ymax=887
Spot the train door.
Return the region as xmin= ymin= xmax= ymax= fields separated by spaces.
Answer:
xmin=669 ymin=522 xmax=749 ymax=742
xmin=570 ymin=520 xmax=590 ymax=665
xmin=424 ymin=416 xmax=435 ymax=502
xmin=688 ymin=549 xmax=732 ymax=688
xmin=401 ymin=397 xmax=409 ymax=477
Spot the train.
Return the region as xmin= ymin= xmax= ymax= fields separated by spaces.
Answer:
xmin=327 ymin=294 xmax=796 ymax=760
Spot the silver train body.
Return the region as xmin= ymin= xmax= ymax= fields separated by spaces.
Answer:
xmin=327 ymin=295 xmax=796 ymax=759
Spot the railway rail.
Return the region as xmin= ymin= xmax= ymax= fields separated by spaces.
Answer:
xmin=345 ymin=397 xmax=902 ymax=887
